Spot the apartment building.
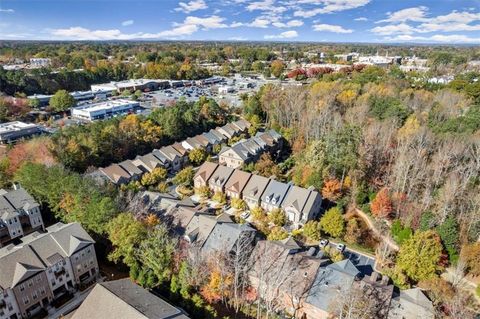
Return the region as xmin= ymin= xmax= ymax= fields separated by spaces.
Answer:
xmin=0 ymin=222 xmax=98 ymax=319
xmin=0 ymin=185 xmax=44 ymax=248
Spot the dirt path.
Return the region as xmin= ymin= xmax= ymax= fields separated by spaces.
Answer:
xmin=353 ymin=208 xmax=400 ymax=251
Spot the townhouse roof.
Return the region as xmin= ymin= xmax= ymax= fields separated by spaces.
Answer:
xmin=224 ymin=170 xmax=252 ymax=195
xmin=151 ymin=150 xmax=169 ymax=164
xmin=119 ymin=160 xmax=143 ymax=176
xmin=159 ymin=145 xmax=182 ymax=162
xmin=219 ymin=143 xmax=250 ymax=161
xmin=0 ymin=186 xmax=39 ymax=214
xmin=71 ymin=278 xmax=189 ymax=319
xmin=100 ymin=164 xmax=131 ymax=184
xmin=281 ymin=186 xmax=315 ymax=216
xmin=306 ymin=260 xmax=361 ymax=312
xmin=242 ymin=175 xmax=271 ymax=201
xmin=261 ymin=180 xmax=292 ymax=207
xmin=232 ymin=119 xmax=251 ymax=131
xmin=202 ymin=222 xmax=255 ymax=253
xmin=134 ymin=153 xmax=163 ymax=172
xmin=202 ymin=131 xmax=221 ymax=144
xmin=194 ymin=162 xmax=219 ymax=184
xmin=171 ymin=142 xmax=188 ymax=156
xmin=185 ymin=213 xmax=234 ymax=246
xmin=0 ymin=222 xmax=93 ymax=289
xmin=389 ymin=288 xmax=434 ymax=319
xmin=209 ymin=129 xmax=227 ymax=142
xmin=256 ymin=131 xmax=276 ymax=147
xmin=241 ymin=139 xmax=262 ymax=155
xmin=208 ymin=165 xmax=234 ymax=188
xmin=194 ymin=134 xmax=210 ymax=147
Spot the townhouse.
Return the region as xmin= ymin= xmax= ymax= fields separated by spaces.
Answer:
xmin=224 ymin=170 xmax=252 ymax=199
xmin=208 ymin=165 xmax=234 ymax=194
xmin=0 ymin=185 xmax=44 ymax=248
xmin=0 ymin=222 xmax=98 ymax=319
xmin=70 ymin=279 xmax=190 ymax=319
xmin=96 ymin=119 xmax=255 ymax=186
xmin=219 ymin=130 xmax=282 ymax=169
xmin=194 ymin=162 xmax=322 ymax=226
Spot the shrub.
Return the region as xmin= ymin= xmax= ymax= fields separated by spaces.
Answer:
xmin=268 ymin=208 xmax=286 ymax=226
xmin=303 ymin=220 xmax=322 ymax=241
xmin=212 ymin=191 xmax=226 ymax=204
xmin=267 ymin=227 xmax=288 ymax=241
xmin=319 ymin=207 xmax=345 ymax=238
xmin=231 ymin=197 xmax=247 ymax=210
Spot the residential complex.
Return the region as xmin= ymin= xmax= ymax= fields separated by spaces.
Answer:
xmin=95 ymin=119 xmax=255 ymax=185
xmin=219 ymin=129 xmax=282 ymax=169
xmin=0 ymin=122 xmax=43 ymax=144
xmin=71 ymin=99 xmax=140 ymax=121
xmin=0 ymin=185 xmax=44 ymax=247
xmin=194 ymin=162 xmax=322 ymax=225
xmin=0 ymin=222 xmax=98 ymax=319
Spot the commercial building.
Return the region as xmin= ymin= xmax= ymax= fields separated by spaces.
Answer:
xmin=71 ymin=99 xmax=140 ymax=121
xmin=91 ymin=79 xmax=169 ymax=93
xmin=29 ymin=58 xmax=51 ymax=68
xmin=0 ymin=122 xmax=43 ymax=144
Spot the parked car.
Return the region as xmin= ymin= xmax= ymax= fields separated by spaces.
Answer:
xmin=336 ymin=243 xmax=346 ymax=252
xmin=319 ymin=239 xmax=329 ymax=248
xmin=241 ymin=211 xmax=250 ymax=220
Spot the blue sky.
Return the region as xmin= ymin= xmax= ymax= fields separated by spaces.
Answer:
xmin=0 ymin=0 xmax=480 ymax=43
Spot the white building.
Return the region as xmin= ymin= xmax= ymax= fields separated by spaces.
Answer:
xmin=71 ymin=99 xmax=140 ymax=121
xmin=90 ymin=79 xmax=169 ymax=93
xmin=0 ymin=122 xmax=43 ymax=144
xmin=29 ymin=58 xmax=51 ymax=68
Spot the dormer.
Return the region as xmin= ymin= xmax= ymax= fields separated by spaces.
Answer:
xmin=265 ymin=195 xmax=271 ymax=203
xmin=272 ymin=196 xmax=277 ymax=205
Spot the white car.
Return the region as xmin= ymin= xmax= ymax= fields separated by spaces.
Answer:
xmin=241 ymin=211 xmax=250 ymax=219
xmin=336 ymin=243 xmax=346 ymax=252
xmin=319 ymin=239 xmax=329 ymax=248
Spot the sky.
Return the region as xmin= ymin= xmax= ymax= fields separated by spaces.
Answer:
xmin=0 ymin=0 xmax=480 ymax=44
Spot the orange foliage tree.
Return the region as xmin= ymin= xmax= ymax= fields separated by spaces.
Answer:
xmin=7 ymin=138 xmax=56 ymax=175
xmin=370 ymin=188 xmax=393 ymax=219
xmin=321 ymin=178 xmax=342 ymax=201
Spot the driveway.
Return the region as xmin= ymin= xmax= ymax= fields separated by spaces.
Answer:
xmin=327 ymin=241 xmax=376 ymax=276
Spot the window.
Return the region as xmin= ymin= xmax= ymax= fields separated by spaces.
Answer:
xmin=32 ymin=291 xmax=38 ymax=300
xmin=36 ymin=276 xmax=41 ymax=283
xmin=40 ymin=288 xmax=46 ymax=295
xmin=22 ymin=296 xmax=29 ymax=305
xmin=19 ymin=284 xmax=25 ymax=292
xmin=27 ymin=280 xmax=32 ymax=287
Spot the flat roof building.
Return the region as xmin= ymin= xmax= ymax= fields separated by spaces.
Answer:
xmin=0 ymin=121 xmax=43 ymax=144
xmin=71 ymin=99 xmax=140 ymax=121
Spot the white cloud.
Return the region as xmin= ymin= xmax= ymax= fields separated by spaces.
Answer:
xmin=247 ymin=0 xmax=287 ymax=14
xmin=272 ymin=19 xmax=304 ymax=28
xmin=371 ymin=23 xmax=416 ymax=35
xmin=247 ymin=17 xmax=271 ymax=28
xmin=384 ymin=34 xmax=480 ymax=43
xmin=49 ymin=15 xmax=228 ymax=40
xmin=377 ymin=6 xmax=429 ymax=23
xmin=265 ymin=30 xmax=298 ymax=39
xmin=0 ymin=8 xmax=14 ymax=13
xmin=121 ymin=20 xmax=134 ymax=26
xmin=354 ymin=17 xmax=368 ymax=21
xmin=293 ymin=0 xmax=370 ymax=17
xmin=175 ymin=0 xmax=208 ymax=13
xmin=228 ymin=36 xmax=247 ymax=41
xmin=313 ymin=23 xmax=353 ymax=33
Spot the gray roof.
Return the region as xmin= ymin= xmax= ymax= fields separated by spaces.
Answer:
xmin=208 ymin=165 xmax=234 ymax=188
xmin=0 ymin=222 xmax=93 ymax=289
xmin=261 ymin=180 xmax=291 ymax=207
xmin=389 ymin=288 xmax=434 ymax=319
xmin=72 ymin=278 xmax=189 ymax=319
xmin=151 ymin=150 xmax=169 ymax=164
xmin=202 ymin=222 xmax=255 ymax=253
xmin=159 ymin=145 xmax=182 ymax=162
xmin=202 ymin=132 xmax=221 ymax=144
xmin=220 ymin=143 xmax=250 ymax=161
xmin=1 ymin=186 xmax=39 ymax=212
xmin=119 ymin=160 xmax=143 ymax=176
xmin=241 ymin=139 xmax=261 ymax=155
xmin=184 ymin=136 xmax=204 ymax=149
xmin=306 ymin=259 xmax=361 ymax=312
xmin=134 ymin=153 xmax=164 ymax=172
xmin=243 ymin=175 xmax=271 ymax=201
xmin=209 ymin=129 xmax=227 ymax=142
xmin=232 ymin=119 xmax=251 ymax=131
xmin=282 ymin=186 xmax=312 ymax=212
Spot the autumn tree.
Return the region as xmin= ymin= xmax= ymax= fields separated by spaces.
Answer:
xmin=344 ymin=218 xmax=362 ymax=244
xmin=188 ymin=148 xmax=207 ymax=166
xmin=302 ymin=220 xmax=321 ymax=241
xmin=107 ymin=212 xmax=148 ymax=268
xmin=141 ymin=167 xmax=167 ymax=186
xmin=268 ymin=208 xmax=286 ymax=226
xmin=267 ymin=227 xmax=288 ymax=241
xmin=460 ymin=243 xmax=480 ymax=276
xmin=270 ymin=60 xmax=285 ymax=78
xmin=322 ymin=178 xmax=342 ymax=201
xmin=50 ymin=89 xmax=75 ymax=112
xmin=396 ymin=230 xmax=444 ymax=282
xmin=319 ymin=207 xmax=345 ymax=238
xmin=370 ymin=188 xmax=393 ymax=219
xmin=173 ymin=166 xmax=194 ymax=186
xmin=255 ymin=153 xmax=281 ymax=178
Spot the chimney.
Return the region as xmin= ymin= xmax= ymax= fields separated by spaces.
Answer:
xmin=370 ymin=272 xmax=380 ymax=283
xmin=380 ymin=275 xmax=390 ymax=286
